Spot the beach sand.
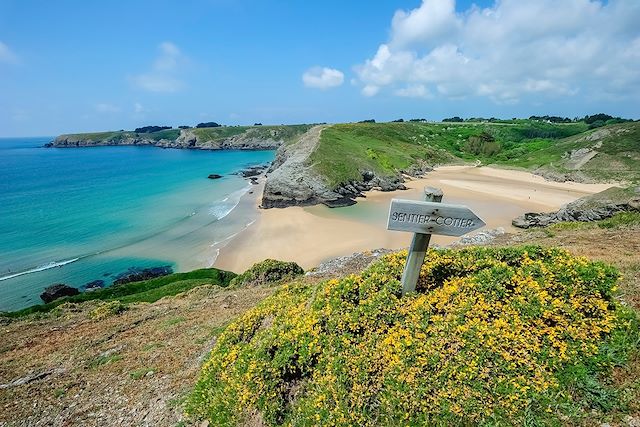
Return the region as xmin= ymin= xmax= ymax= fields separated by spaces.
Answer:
xmin=214 ymin=166 xmax=615 ymax=272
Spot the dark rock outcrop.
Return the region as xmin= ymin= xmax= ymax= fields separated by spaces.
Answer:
xmin=207 ymin=174 xmax=223 ymax=179
xmin=40 ymin=284 xmax=80 ymax=303
xmin=237 ymin=165 xmax=268 ymax=177
xmin=513 ymin=186 xmax=640 ymax=228
xmin=113 ymin=266 xmax=173 ymax=286
xmin=82 ymin=280 xmax=105 ymax=292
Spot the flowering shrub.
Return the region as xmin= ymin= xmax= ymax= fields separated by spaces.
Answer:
xmin=187 ymin=246 xmax=638 ymax=426
xmin=230 ymin=259 xmax=304 ymax=288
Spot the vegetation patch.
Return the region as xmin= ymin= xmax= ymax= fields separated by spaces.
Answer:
xmin=230 ymin=259 xmax=304 ymax=288
xmin=549 ymin=212 xmax=640 ymax=232
xmin=130 ymin=367 xmax=155 ymax=380
xmin=192 ymin=125 xmax=312 ymax=145
xmin=187 ymin=247 xmax=638 ymax=426
xmin=88 ymin=301 xmax=126 ymax=320
xmin=3 ymin=268 xmax=235 ymax=318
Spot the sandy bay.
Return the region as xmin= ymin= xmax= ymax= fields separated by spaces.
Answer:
xmin=214 ymin=166 xmax=614 ymax=272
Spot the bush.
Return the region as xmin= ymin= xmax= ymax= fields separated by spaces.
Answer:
xmin=463 ymin=132 xmax=501 ymax=156
xmin=187 ymin=247 xmax=638 ymax=426
xmin=196 ymin=122 xmax=221 ymax=128
xmin=89 ymin=301 xmax=126 ymax=320
xmin=230 ymin=259 xmax=304 ymax=288
xmin=135 ymin=125 xmax=172 ymax=133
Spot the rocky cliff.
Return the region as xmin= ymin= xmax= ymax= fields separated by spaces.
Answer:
xmin=512 ymin=186 xmax=640 ymax=228
xmin=261 ymin=126 xmax=430 ymax=208
xmin=47 ymin=125 xmax=311 ymax=151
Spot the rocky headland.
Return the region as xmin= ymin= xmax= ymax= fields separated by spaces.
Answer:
xmin=513 ymin=185 xmax=640 ymax=228
xmin=46 ymin=125 xmax=312 ymax=151
xmin=261 ymin=125 xmax=432 ymax=208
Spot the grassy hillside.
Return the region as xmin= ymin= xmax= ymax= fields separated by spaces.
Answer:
xmin=58 ymin=124 xmax=313 ymax=145
xmin=308 ymin=120 xmax=637 ymax=187
xmin=2 ymin=268 xmax=235 ymax=318
xmin=308 ymin=122 xmax=459 ymax=187
xmin=501 ymin=122 xmax=640 ymax=182
xmin=191 ymin=124 xmax=313 ymax=144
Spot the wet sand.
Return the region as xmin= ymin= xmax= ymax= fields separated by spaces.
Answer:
xmin=214 ymin=166 xmax=615 ymax=272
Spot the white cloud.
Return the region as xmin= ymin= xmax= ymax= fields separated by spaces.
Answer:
xmin=0 ymin=41 xmax=18 ymax=64
xmin=302 ymin=66 xmax=345 ymax=89
xmin=134 ymin=102 xmax=145 ymax=113
xmin=131 ymin=42 xmax=186 ymax=93
xmin=355 ymin=0 xmax=640 ymax=103
xmin=395 ymin=84 xmax=432 ymax=98
xmin=362 ymin=85 xmax=380 ymax=97
xmin=94 ymin=103 xmax=121 ymax=113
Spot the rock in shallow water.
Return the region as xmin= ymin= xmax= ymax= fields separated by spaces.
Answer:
xmin=40 ymin=284 xmax=80 ymax=303
xmin=83 ymin=280 xmax=105 ymax=292
xmin=113 ymin=266 xmax=173 ymax=285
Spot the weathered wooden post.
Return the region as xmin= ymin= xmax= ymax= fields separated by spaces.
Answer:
xmin=387 ymin=187 xmax=485 ymax=296
xmin=399 ymin=187 xmax=443 ymax=295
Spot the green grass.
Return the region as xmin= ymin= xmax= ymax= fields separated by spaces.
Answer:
xmin=549 ymin=212 xmax=640 ymax=232
xmin=145 ymin=129 xmax=181 ymax=141
xmin=2 ymin=268 xmax=235 ymax=318
xmin=88 ymin=354 xmax=123 ymax=369
xmin=309 ymin=122 xmax=458 ymax=187
xmin=191 ymin=125 xmax=312 ymax=144
xmin=191 ymin=126 xmax=250 ymax=141
xmin=308 ymin=121 xmax=593 ymax=188
xmin=496 ymin=122 xmax=640 ymax=182
xmin=130 ymin=367 xmax=155 ymax=380
xmin=59 ymin=131 xmax=136 ymax=142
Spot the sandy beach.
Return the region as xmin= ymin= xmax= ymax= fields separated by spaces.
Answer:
xmin=214 ymin=166 xmax=615 ymax=272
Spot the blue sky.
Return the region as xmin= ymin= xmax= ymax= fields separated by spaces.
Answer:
xmin=0 ymin=0 xmax=638 ymax=136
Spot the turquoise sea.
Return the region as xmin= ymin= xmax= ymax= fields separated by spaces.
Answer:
xmin=0 ymin=137 xmax=274 ymax=312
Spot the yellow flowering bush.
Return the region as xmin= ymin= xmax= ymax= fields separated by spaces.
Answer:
xmin=187 ymin=246 xmax=638 ymax=426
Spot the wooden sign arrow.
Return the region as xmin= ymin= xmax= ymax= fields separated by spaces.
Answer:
xmin=387 ymin=188 xmax=486 ymax=296
xmin=387 ymin=199 xmax=485 ymax=237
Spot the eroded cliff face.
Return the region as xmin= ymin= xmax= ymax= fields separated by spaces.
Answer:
xmin=173 ymin=130 xmax=281 ymax=150
xmin=261 ymin=125 xmax=422 ymax=208
xmin=49 ymin=129 xmax=283 ymax=150
xmin=260 ymin=125 xmax=348 ymax=208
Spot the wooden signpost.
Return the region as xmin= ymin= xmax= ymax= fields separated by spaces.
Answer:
xmin=387 ymin=187 xmax=485 ymax=295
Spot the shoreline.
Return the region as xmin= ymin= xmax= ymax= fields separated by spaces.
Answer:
xmin=213 ymin=166 xmax=615 ymax=272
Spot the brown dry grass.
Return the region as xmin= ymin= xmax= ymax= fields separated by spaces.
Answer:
xmin=0 ymin=284 xmax=276 ymax=426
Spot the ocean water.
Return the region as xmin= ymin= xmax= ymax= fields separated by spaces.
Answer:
xmin=0 ymin=137 xmax=274 ymax=312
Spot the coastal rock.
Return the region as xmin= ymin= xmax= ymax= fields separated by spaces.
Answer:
xmin=401 ymin=160 xmax=434 ymax=178
xmin=48 ymin=126 xmax=301 ymax=151
xmin=82 ymin=280 xmax=105 ymax=292
xmin=453 ymin=228 xmax=506 ymax=246
xmin=238 ymin=165 xmax=268 ymax=177
xmin=262 ymin=125 xmax=354 ymax=208
xmin=113 ymin=266 xmax=173 ymax=286
xmin=40 ymin=284 xmax=80 ymax=303
xmin=207 ymin=174 xmax=223 ymax=179
xmin=512 ymin=186 xmax=640 ymax=228
xmin=306 ymin=249 xmax=395 ymax=279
